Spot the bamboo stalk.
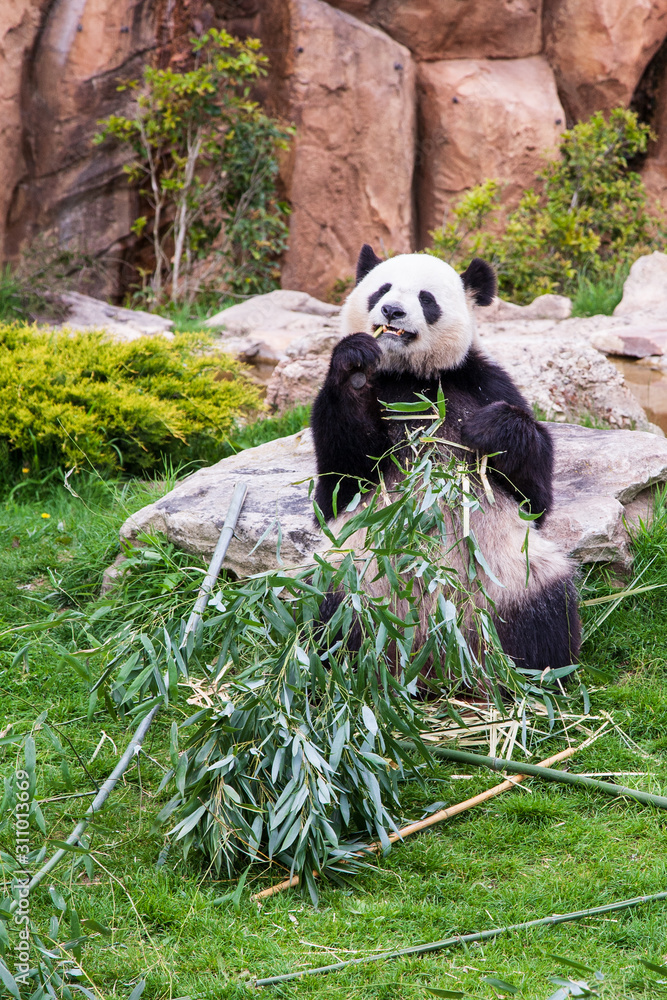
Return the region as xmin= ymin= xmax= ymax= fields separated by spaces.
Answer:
xmin=255 ymin=889 xmax=667 ymax=986
xmin=181 ymin=480 xmax=247 ymax=646
xmin=10 ymin=702 xmax=161 ymax=910
xmin=414 ymin=745 xmax=667 ymax=810
xmin=251 ymin=745 xmax=577 ymax=902
xmin=10 ymin=488 xmax=247 ymax=910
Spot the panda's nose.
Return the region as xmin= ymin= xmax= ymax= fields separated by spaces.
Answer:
xmin=381 ymin=303 xmax=406 ymax=324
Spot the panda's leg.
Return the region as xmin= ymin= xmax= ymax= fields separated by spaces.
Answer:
xmin=494 ymin=577 xmax=581 ymax=671
xmin=318 ymin=590 xmax=362 ymax=652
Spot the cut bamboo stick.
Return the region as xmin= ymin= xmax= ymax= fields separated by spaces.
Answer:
xmin=251 ymin=744 xmax=577 ymax=902
xmin=256 ymin=889 xmax=667 ymax=986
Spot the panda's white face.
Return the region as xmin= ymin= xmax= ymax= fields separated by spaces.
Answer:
xmin=342 ymin=253 xmax=478 ymax=377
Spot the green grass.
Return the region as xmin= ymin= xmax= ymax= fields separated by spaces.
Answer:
xmin=571 ymin=268 xmax=629 ymax=318
xmin=0 ymin=468 xmax=667 ymax=997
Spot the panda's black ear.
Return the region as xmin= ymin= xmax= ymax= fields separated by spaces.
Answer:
xmin=461 ymin=258 xmax=496 ymax=306
xmin=356 ymin=244 xmax=383 ymax=285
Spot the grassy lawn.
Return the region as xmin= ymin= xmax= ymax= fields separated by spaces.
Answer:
xmin=1 ymin=466 xmax=667 ymax=1000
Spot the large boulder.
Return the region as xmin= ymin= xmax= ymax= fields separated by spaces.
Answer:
xmin=477 ymin=325 xmax=654 ymax=431
xmin=0 ymin=0 xmax=44 ymax=260
xmin=118 ymin=423 xmax=667 ymax=574
xmin=205 ymin=289 xmax=340 ymax=364
xmin=416 ymin=57 xmax=565 ymax=244
xmin=543 ymin=0 xmax=667 ymax=122
xmin=326 ymin=0 xmax=543 ymax=61
xmin=51 ymin=292 xmax=173 ymax=340
xmin=259 ymin=0 xmax=416 ymax=297
xmin=613 ymin=251 xmax=667 ymax=318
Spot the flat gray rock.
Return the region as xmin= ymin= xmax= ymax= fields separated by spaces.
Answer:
xmin=205 ymin=289 xmax=340 ymax=365
xmin=120 ymin=429 xmax=322 ymax=578
xmin=54 ymin=292 xmax=174 ymax=340
xmin=118 ymin=423 xmax=667 ymax=577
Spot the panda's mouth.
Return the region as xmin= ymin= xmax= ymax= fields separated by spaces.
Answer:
xmin=373 ymin=324 xmax=418 ymax=343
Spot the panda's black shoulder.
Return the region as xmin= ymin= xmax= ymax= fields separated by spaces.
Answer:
xmin=441 ymin=346 xmax=531 ymax=410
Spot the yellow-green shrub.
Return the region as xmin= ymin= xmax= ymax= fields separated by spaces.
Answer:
xmin=0 ymin=324 xmax=262 ymax=475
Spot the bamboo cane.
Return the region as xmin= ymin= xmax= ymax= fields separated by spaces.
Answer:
xmin=255 ymin=889 xmax=667 ymax=986
xmin=10 ymin=702 xmax=161 ymax=910
xmin=251 ymin=744 xmax=577 ymax=902
xmin=181 ymin=480 xmax=247 ymax=646
xmin=10 ymin=486 xmax=248 ymax=910
xmin=415 ymin=744 xmax=667 ymax=809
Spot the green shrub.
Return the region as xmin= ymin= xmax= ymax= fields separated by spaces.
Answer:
xmin=0 ymin=324 xmax=262 ymax=475
xmin=430 ymin=108 xmax=665 ymax=304
xmin=96 ymin=29 xmax=292 ymax=307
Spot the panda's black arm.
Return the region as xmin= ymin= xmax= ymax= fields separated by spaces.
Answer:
xmin=459 ymin=356 xmax=554 ymax=519
xmin=311 ymin=333 xmax=392 ymax=521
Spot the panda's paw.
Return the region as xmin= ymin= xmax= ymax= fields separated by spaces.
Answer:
xmin=460 ymin=400 xmax=529 ymax=452
xmin=330 ymin=333 xmax=382 ymax=382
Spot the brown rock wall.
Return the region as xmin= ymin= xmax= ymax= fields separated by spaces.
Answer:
xmin=4 ymin=0 xmax=667 ymax=300
xmin=417 ymin=57 xmax=565 ymax=245
xmin=3 ymin=0 xmax=210 ymax=295
xmin=544 ymin=0 xmax=667 ymax=122
xmin=327 ymin=0 xmax=542 ymax=61
xmin=263 ymin=0 xmax=416 ymax=297
xmin=0 ymin=0 xmax=45 ymax=265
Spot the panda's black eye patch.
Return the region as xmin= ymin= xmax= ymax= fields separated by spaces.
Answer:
xmin=419 ymin=290 xmax=441 ymax=325
xmin=367 ymin=283 xmax=392 ymax=312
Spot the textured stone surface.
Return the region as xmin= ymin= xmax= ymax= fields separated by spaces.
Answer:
xmin=543 ymin=0 xmax=667 ymax=121
xmin=3 ymin=0 xmax=156 ymax=290
xmin=543 ymin=422 xmax=667 ymax=564
xmin=206 ymin=289 xmax=340 ymax=364
xmin=262 ymin=0 xmax=416 ymax=297
xmin=614 ymin=252 xmax=667 ymax=318
xmin=52 ymin=292 xmax=173 ymax=340
xmin=476 ymin=294 xmax=572 ymax=323
xmin=589 ymin=327 xmax=667 ymax=358
xmin=119 ymin=423 xmax=667 ymax=573
xmin=417 ymin=57 xmax=565 ymax=242
xmin=478 ymin=327 xmax=655 ymax=430
xmin=327 ymin=0 xmax=543 ymax=61
xmin=120 ymin=428 xmax=324 ymax=577
xmin=1 ymin=0 xmax=213 ymax=294
xmin=0 ymin=0 xmax=44 ymax=260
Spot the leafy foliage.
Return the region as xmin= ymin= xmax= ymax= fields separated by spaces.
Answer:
xmin=96 ymin=29 xmax=292 ymax=305
xmin=430 ymin=109 xmax=665 ymax=303
xmin=73 ymin=400 xmax=584 ymax=898
xmin=0 ymin=324 xmax=261 ymax=476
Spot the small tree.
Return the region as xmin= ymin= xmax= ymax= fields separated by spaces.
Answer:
xmin=96 ymin=29 xmax=292 ymax=306
xmin=430 ymin=108 xmax=665 ymax=303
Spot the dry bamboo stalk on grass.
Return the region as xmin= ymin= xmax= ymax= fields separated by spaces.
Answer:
xmin=251 ymin=744 xmax=577 ymax=902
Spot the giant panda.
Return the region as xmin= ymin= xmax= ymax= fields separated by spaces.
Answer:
xmin=310 ymin=245 xmax=581 ymax=673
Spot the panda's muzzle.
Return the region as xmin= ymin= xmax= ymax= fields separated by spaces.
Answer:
xmin=373 ymin=324 xmax=418 ymax=343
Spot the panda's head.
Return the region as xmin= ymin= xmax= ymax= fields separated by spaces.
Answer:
xmin=341 ymin=245 xmax=496 ymax=377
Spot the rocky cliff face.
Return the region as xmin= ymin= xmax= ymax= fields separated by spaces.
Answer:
xmin=3 ymin=0 xmax=667 ymax=300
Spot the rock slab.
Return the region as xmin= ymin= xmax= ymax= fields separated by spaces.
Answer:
xmin=52 ymin=292 xmax=174 ymax=340
xmin=261 ymin=0 xmax=416 ymax=297
xmin=119 ymin=424 xmax=667 ymax=575
xmin=205 ymin=289 xmax=340 ymax=364
xmin=327 ymin=0 xmax=543 ymax=61
xmin=416 ymin=56 xmax=565 ymax=242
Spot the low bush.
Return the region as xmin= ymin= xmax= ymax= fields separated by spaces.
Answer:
xmin=0 ymin=324 xmax=262 ymax=476
xmin=429 ymin=108 xmax=665 ymax=304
